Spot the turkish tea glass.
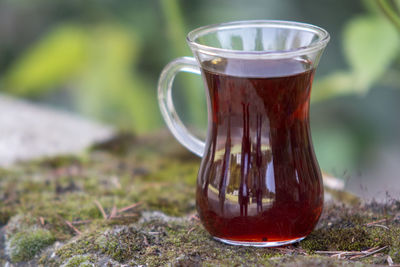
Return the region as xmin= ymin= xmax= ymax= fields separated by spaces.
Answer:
xmin=158 ymin=20 xmax=330 ymax=247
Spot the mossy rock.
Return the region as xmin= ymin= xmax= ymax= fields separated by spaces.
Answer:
xmin=0 ymin=132 xmax=399 ymax=266
xmin=6 ymin=228 xmax=55 ymax=262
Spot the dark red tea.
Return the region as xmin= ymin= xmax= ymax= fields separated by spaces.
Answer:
xmin=196 ymin=58 xmax=323 ymax=243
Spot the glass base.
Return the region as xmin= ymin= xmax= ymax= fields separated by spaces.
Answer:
xmin=213 ymin=236 xmax=305 ymax=247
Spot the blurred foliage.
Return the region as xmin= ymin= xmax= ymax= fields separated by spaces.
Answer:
xmin=2 ymin=22 xmax=159 ymax=133
xmin=3 ymin=25 xmax=88 ymax=96
xmin=74 ymin=24 xmax=160 ymax=132
xmin=310 ymin=0 xmax=400 ymax=175
xmin=312 ymin=7 xmax=400 ymax=101
xmin=1 ymin=0 xmax=209 ymax=133
xmin=159 ymin=0 xmax=207 ymax=126
xmin=2 ymin=0 xmax=400 ymax=131
xmin=0 ymin=0 xmax=400 ymax=176
xmin=377 ymin=0 xmax=400 ymax=31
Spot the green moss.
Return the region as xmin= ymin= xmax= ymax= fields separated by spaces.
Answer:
xmin=63 ymin=255 xmax=95 ymax=267
xmin=1 ymin=133 xmax=400 ymax=265
xmin=389 ymin=227 xmax=400 ymax=262
xmin=99 ymin=230 xmax=141 ymax=262
xmin=302 ymin=226 xmax=388 ymax=251
xmin=56 ymin=226 xmax=143 ymax=263
xmin=301 ymin=208 xmax=394 ymax=253
xmin=137 ymin=182 xmax=195 ymax=216
xmin=90 ymin=132 xmax=135 ymax=155
xmin=7 ymin=228 xmax=55 ymax=262
xmin=150 ymin=160 xmax=198 ymax=185
xmin=0 ymin=133 xmax=199 ymax=239
xmin=37 ymin=154 xmax=85 ymax=168
xmin=136 ymin=160 xmax=198 ymax=216
xmin=269 ymin=255 xmax=370 ymax=266
xmin=301 ymin=205 xmax=400 ymax=265
xmin=0 ymin=207 xmax=13 ymax=225
xmin=56 ymin=231 xmax=101 ymax=260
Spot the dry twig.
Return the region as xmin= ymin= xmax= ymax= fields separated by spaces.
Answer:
xmin=189 ymin=214 xmax=200 ymax=221
xmin=349 ymin=246 xmax=388 ymax=259
xmin=71 ymin=219 xmax=92 ymax=225
xmin=276 ymin=247 xmax=307 ymax=255
xmin=109 ymin=205 xmax=117 ymax=219
xmin=365 ymin=218 xmax=387 ymax=226
xmin=109 ymin=213 xmax=139 ymax=219
xmin=94 ymin=200 xmax=108 ymax=219
xmin=316 ymin=246 xmax=388 ymax=260
xmin=117 ymin=202 xmax=142 ymax=213
xmin=187 ymin=227 xmax=196 ymax=235
xmin=65 ymin=220 xmax=82 ymax=235
xmin=143 ymin=235 xmax=149 ymax=246
xmin=364 ymin=217 xmax=390 ymax=230
xmin=369 ymin=224 xmax=390 ymax=230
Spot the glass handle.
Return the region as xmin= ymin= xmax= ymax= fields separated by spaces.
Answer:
xmin=157 ymin=57 xmax=205 ymax=157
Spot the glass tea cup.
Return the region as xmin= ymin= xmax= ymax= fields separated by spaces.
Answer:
xmin=158 ymin=20 xmax=329 ymax=247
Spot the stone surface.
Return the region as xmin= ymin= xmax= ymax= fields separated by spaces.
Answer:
xmin=0 ymin=94 xmax=113 ymax=167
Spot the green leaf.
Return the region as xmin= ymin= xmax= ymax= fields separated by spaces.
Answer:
xmin=3 ymin=24 xmax=89 ymax=96
xmin=343 ymin=15 xmax=400 ymax=92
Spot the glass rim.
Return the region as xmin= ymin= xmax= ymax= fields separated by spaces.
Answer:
xmin=187 ymin=20 xmax=330 ymax=59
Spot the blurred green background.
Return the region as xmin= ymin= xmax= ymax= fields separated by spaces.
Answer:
xmin=1 ymin=0 xmax=399 ymax=194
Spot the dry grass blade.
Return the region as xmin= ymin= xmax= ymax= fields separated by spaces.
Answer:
xmin=316 ymin=246 xmax=387 ymax=260
xmin=331 ymin=251 xmax=359 ymax=259
xmin=109 ymin=205 xmax=117 ymax=219
xmin=117 ymin=202 xmax=142 ymax=213
xmin=274 ymin=247 xmax=307 ymax=256
xmin=143 ymin=235 xmax=149 ymax=246
xmin=71 ymin=219 xmax=92 ymax=225
xmin=148 ymin=232 xmax=160 ymax=235
xmin=110 ymin=213 xmax=139 ymax=219
xmin=365 ymin=246 xmax=380 ymax=253
xmin=189 ymin=214 xmax=200 ymax=221
xmin=349 ymin=246 xmax=388 ymax=259
xmin=365 ymin=218 xmax=387 ymax=226
xmin=187 ymin=227 xmax=195 ymax=235
xmin=65 ymin=220 xmax=82 ymax=235
xmin=94 ymin=200 xmax=108 ymax=219
xmin=315 ymin=250 xmax=360 ymax=254
xmin=368 ymin=224 xmax=390 ymax=230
